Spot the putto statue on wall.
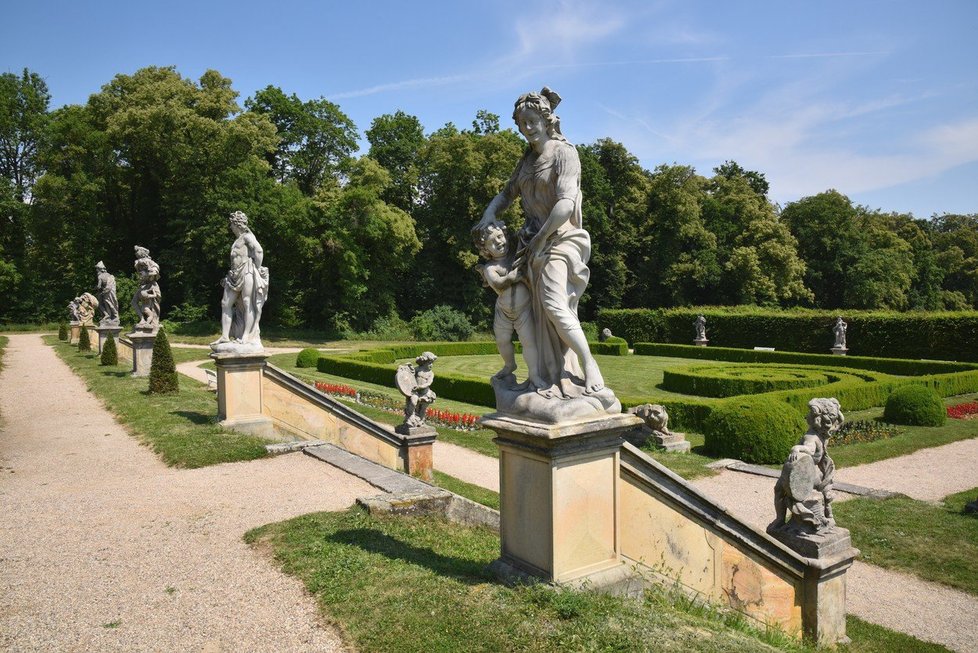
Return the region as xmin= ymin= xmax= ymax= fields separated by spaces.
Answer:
xmin=210 ymin=211 xmax=269 ymax=354
xmin=74 ymin=293 xmax=99 ymax=326
xmin=95 ymin=261 xmax=120 ymax=327
xmin=769 ymin=398 xmax=844 ymax=535
xmin=132 ymin=246 xmax=161 ymax=333
xmin=473 ymin=87 xmax=621 ymax=423
xmin=395 ymin=352 xmax=437 ymax=432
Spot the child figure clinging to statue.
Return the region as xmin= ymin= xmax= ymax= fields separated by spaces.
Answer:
xmin=474 ymin=220 xmax=546 ymax=391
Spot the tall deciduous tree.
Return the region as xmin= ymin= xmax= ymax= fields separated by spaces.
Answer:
xmin=245 ymin=85 xmax=358 ymax=195
xmin=0 ymin=68 xmax=50 ymax=202
xmin=366 ymin=110 xmax=425 ymax=212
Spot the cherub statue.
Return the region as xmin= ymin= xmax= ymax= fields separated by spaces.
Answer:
xmin=395 ymin=352 xmax=438 ymax=428
xmin=75 ymin=293 xmax=99 ymax=326
xmin=629 ymin=403 xmax=672 ymax=436
xmin=473 ymin=220 xmax=545 ymax=391
xmin=770 ymin=398 xmax=844 ymax=534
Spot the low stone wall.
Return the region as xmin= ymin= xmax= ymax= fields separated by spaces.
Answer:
xmin=619 ymin=443 xmax=848 ymax=642
xmin=117 ymin=337 xmax=133 ymax=363
xmin=261 ymin=364 xmax=435 ymax=480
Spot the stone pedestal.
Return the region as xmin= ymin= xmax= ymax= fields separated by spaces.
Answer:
xmin=212 ymin=351 xmax=273 ymax=437
xmin=69 ymin=321 xmax=81 ymax=344
xmin=652 ymin=430 xmax=690 ymax=453
xmin=768 ymin=526 xmax=858 ymax=645
xmin=394 ymin=423 xmax=437 ymax=481
xmin=482 ymin=412 xmax=642 ymax=590
xmin=96 ymin=325 xmax=123 ymax=354
xmin=127 ymin=332 xmax=156 ymax=377
xmin=831 ymin=346 xmax=848 ymax=356
xmin=694 ymin=338 xmax=708 ymax=347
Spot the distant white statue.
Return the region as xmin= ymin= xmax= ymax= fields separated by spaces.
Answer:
xmin=833 ymin=317 xmax=847 ymax=349
xmin=474 ymin=87 xmax=621 ymax=422
xmin=210 ymin=211 xmax=269 ymax=354
xmin=694 ymin=315 xmax=707 ymax=342
xmin=95 ymin=261 xmax=120 ymax=327
xmin=132 ymin=246 xmax=161 ymax=333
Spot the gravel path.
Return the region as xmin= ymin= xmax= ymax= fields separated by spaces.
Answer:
xmin=0 ymin=334 xmax=374 ymax=652
xmin=433 ymin=442 xmax=499 ymax=492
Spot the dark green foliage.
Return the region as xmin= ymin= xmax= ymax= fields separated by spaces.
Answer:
xmin=410 ymin=305 xmax=474 ymax=342
xmin=58 ymin=321 xmax=68 ymax=340
xmin=100 ymin=333 xmax=118 ymax=366
xmin=704 ymin=397 xmax=807 ymax=464
xmin=77 ymin=324 xmax=91 ymax=351
xmin=295 ymin=347 xmax=320 ymax=368
xmin=884 ymin=385 xmax=947 ymax=426
xmin=148 ymin=329 xmax=179 ymax=394
xmin=602 ymin=307 xmax=978 ymax=362
xmin=589 ymin=339 xmax=628 ymax=356
xmin=662 ymin=365 xmax=837 ymax=398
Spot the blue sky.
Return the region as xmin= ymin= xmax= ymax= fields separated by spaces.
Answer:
xmin=2 ymin=0 xmax=976 ymax=218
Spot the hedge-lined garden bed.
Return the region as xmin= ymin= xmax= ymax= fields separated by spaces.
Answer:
xmin=600 ymin=307 xmax=978 ymax=362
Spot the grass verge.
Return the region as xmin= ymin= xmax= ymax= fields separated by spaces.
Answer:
xmin=431 ymin=471 xmax=499 ymax=510
xmin=833 ymin=486 xmax=978 ymax=596
xmin=247 ymin=507 xmax=948 ymax=653
xmin=47 ymin=336 xmax=269 ymax=468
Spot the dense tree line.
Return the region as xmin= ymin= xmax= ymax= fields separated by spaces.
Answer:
xmin=1 ymin=66 xmax=975 ymax=331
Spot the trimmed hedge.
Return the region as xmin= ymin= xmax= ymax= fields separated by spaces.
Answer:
xmin=78 ymin=324 xmax=91 ymax=351
xmin=100 ymin=333 xmax=118 ymax=366
xmin=58 ymin=321 xmax=68 ymax=340
xmin=704 ymin=397 xmax=807 ymax=464
xmin=601 ymin=307 xmax=978 ymax=362
xmin=662 ymin=364 xmax=841 ymax=398
xmin=883 ymin=385 xmax=947 ymax=427
xmin=589 ymin=339 xmax=628 ymax=356
xmin=295 ymin=347 xmax=320 ymax=368
xmin=633 ymin=343 xmax=977 ymax=376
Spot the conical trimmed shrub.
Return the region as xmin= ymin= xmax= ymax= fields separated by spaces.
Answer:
xmin=148 ymin=329 xmax=179 ymax=394
xmin=78 ymin=324 xmax=91 ymax=351
xmin=100 ymin=333 xmax=118 ymax=366
xmin=58 ymin=321 xmax=68 ymax=340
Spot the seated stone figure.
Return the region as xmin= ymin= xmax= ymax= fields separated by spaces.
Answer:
xmin=770 ymin=398 xmax=844 ymax=534
xmin=395 ymin=352 xmax=437 ymax=430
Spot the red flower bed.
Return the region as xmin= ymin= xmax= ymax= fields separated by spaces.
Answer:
xmin=314 ymin=381 xmax=358 ymax=399
xmin=311 ymin=381 xmax=481 ymax=430
xmin=947 ymin=401 xmax=978 ymax=419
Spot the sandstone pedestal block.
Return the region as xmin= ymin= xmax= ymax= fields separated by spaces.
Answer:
xmin=127 ymin=332 xmax=156 ymax=377
xmin=768 ymin=526 xmax=858 ymax=645
xmin=830 ymin=346 xmax=848 ymax=356
xmin=481 ymin=412 xmax=642 ymax=591
xmin=394 ymin=423 xmax=437 ymax=481
xmin=694 ymin=338 xmax=708 ymax=347
xmin=69 ymin=321 xmax=81 ymax=344
xmin=96 ymin=326 xmax=123 ymax=355
xmin=213 ymin=352 xmax=273 ymax=437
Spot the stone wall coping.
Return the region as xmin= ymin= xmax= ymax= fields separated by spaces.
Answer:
xmin=619 ymin=442 xmax=837 ymax=578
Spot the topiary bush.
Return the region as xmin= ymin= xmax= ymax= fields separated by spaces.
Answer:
xmin=78 ymin=324 xmax=91 ymax=351
xmin=704 ymin=397 xmax=807 ymax=464
xmin=100 ymin=333 xmax=118 ymax=366
xmin=410 ymin=305 xmax=474 ymax=342
xmin=883 ymin=385 xmax=946 ymax=426
xmin=58 ymin=321 xmax=68 ymax=340
xmin=296 ymin=347 xmax=320 ymax=368
xmin=148 ymin=329 xmax=179 ymax=394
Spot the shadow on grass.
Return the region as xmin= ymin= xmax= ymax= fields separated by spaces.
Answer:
xmin=173 ymin=410 xmax=216 ymax=425
xmin=329 ymin=528 xmax=493 ymax=584
xmin=100 ymin=370 xmax=129 ymax=378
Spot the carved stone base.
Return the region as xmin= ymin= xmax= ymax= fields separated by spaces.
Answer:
xmin=480 ymin=411 xmax=642 ymax=586
xmin=652 ymin=431 xmax=690 ymax=453
xmin=490 ymin=375 xmax=621 ymax=423
xmin=69 ymin=321 xmax=81 ymax=344
xmin=393 ymin=424 xmax=437 ymax=481
xmin=831 ymin=346 xmax=848 ymax=356
xmin=694 ymin=338 xmax=708 ymax=347
xmin=95 ymin=325 xmax=123 ymax=355
xmin=127 ymin=331 xmax=156 ymax=377
xmin=210 ymin=340 xmax=264 ymax=355
xmin=213 ymin=352 xmax=272 ymax=437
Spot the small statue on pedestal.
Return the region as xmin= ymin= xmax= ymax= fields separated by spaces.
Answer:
xmin=694 ymin=315 xmax=708 ymax=345
xmin=132 ymin=246 xmax=161 ymax=333
xmin=831 ymin=317 xmax=848 ymax=355
xmin=395 ymin=352 xmax=437 ymax=430
xmin=95 ymin=261 xmax=120 ymax=327
xmin=770 ymin=398 xmax=844 ymax=535
xmin=625 ymin=403 xmax=690 ymax=452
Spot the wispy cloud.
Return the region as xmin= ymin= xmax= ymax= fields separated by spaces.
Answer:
xmin=770 ymin=51 xmax=889 ymax=59
xmin=326 ymin=74 xmax=471 ymax=100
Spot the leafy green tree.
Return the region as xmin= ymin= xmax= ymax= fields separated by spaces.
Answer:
xmin=148 ymin=329 xmax=178 ymax=394
xmin=366 ymin=110 xmax=425 ymax=212
xmin=628 ymin=164 xmax=719 ymax=307
xmin=712 ymin=160 xmax=769 ymax=197
xmin=932 ymin=213 xmax=978 ymax=309
xmin=0 ymin=68 xmax=50 ymax=201
xmin=843 ymin=212 xmax=914 ymax=309
xmin=245 ymin=85 xmax=357 ymax=195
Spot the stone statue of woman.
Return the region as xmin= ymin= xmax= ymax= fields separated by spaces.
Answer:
xmin=833 ymin=317 xmax=847 ymax=349
xmin=132 ymin=246 xmax=161 ymax=333
xmin=475 ymin=88 xmax=620 ymax=422
xmin=95 ymin=261 xmax=120 ymax=327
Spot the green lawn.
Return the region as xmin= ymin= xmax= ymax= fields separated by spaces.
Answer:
xmin=833 ymin=486 xmax=978 ymax=596
xmin=247 ymin=507 xmax=949 ymax=653
xmin=48 ymin=336 xmax=270 ymax=468
xmin=432 ymin=471 xmax=500 ymax=510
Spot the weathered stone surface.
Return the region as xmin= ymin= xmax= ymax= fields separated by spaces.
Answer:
xmin=127 ymin=332 xmax=155 ymax=377
xmin=95 ymin=325 xmax=123 ymax=355
xmin=694 ymin=314 xmax=708 ymax=345
xmin=131 ymin=246 xmax=161 ymax=334
xmin=624 ymin=403 xmax=691 ymax=453
xmin=473 ymin=88 xmax=620 ymax=422
xmin=212 ymin=351 xmax=272 ymax=437
xmin=395 ymin=352 xmax=437 ymax=428
xmin=210 ymin=211 xmax=269 ymax=354
xmin=95 ymin=261 xmax=120 ymax=327
xmin=74 ymin=293 xmax=98 ymax=326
